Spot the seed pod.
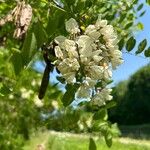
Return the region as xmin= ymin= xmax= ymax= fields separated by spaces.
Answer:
xmin=38 ymin=65 xmax=51 ymax=99
xmin=13 ymin=1 xmax=32 ymax=39
xmin=0 ymin=1 xmax=32 ymax=39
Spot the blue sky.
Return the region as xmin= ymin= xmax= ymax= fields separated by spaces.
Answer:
xmin=112 ymin=3 xmax=150 ymax=85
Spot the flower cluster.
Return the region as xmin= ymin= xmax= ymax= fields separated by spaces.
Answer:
xmin=54 ymin=16 xmax=123 ymax=106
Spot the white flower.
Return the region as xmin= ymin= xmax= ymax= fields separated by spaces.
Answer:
xmin=77 ymin=35 xmax=93 ymax=58
xmin=54 ymin=46 xmax=63 ymax=59
xmin=111 ymin=58 xmax=124 ymax=69
xmin=85 ymin=25 xmax=100 ymax=40
xmin=101 ymin=88 xmax=113 ymax=100
xmin=86 ymin=117 xmax=92 ymax=128
xmin=85 ymin=77 xmax=97 ymax=88
xmin=86 ymin=65 xmax=104 ymax=80
xmin=9 ymin=94 xmax=14 ymax=99
xmin=92 ymin=88 xmax=113 ymax=106
xmin=52 ymin=17 xmax=123 ymax=106
xmin=106 ymin=43 xmax=118 ymax=51
xmin=57 ymin=58 xmax=80 ymax=83
xmin=77 ymin=84 xmax=91 ymax=98
xmin=31 ymin=79 xmax=36 ymax=86
xmin=51 ymin=100 xmax=59 ymax=109
xmin=110 ymin=50 xmax=123 ymax=69
xmin=33 ymin=96 xmax=43 ymax=107
xmin=65 ymin=18 xmax=80 ymax=34
xmin=103 ymin=68 xmax=112 ymax=79
xmin=57 ymin=58 xmax=79 ymax=73
xmin=54 ymin=36 xmax=66 ymax=49
xmin=20 ymin=88 xmax=33 ymax=99
xmin=77 ymin=120 xmax=84 ymax=130
xmin=95 ymin=15 xmax=108 ymax=29
xmin=77 ymin=77 xmax=97 ymax=98
xmin=64 ymin=39 xmax=78 ymax=58
xmin=100 ymin=25 xmax=114 ymax=38
xmin=63 ymin=72 xmax=76 ymax=83
xmin=77 ymin=35 xmax=93 ymax=48
xmin=93 ymin=55 xmax=103 ymax=63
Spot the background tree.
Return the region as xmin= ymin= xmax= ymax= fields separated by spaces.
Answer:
xmin=109 ymin=64 xmax=150 ymax=125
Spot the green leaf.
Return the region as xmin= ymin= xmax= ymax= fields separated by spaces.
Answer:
xmin=133 ymin=0 xmax=138 ymax=4
xmin=137 ymin=3 xmax=144 ymax=11
xmin=139 ymin=10 xmax=146 ymax=17
xmin=92 ymin=120 xmax=108 ymax=132
xmin=89 ymin=138 xmax=97 ymax=150
xmin=118 ymin=38 xmax=124 ymax=50
xmin=11 ymin=51 xmax=23 ymax=75
xmin=136 ymin=39 xmax=147 ymax=54
xmin=93 ymin=108 xmax=108 ymax=121
xmin=75 ymin=1 xmax=86 ymax=13
xmin=46 ymin=9 xmax=66 ymax=36
xmin=146 ymin=0 xmax=150 ymax=5
xmin=33 ymin=21 xmax=47 ymax=48
xmin=105 ymin=132 xmax=112 ymax=147
xmin=64 ymin=0 xmax=76 ymax=7
xmin=126 ymin=36 xmax=136 ymax=52
xmin=124 ymin=22 xmax=133 ymax=29
xmin=137 ymin=22 xmax=144 ymax=30
xmin=119 ymin=13 xmax=127 ymax=23
xmin=56 ymin=76 xmax=66 ymax=84
xmin=21 ymin=31 xmax=37 ymax=67
xmin=105 ymin=101 xmax=116 ymax=109
xmin=62 ymin=84 xmax=79 ymax=106
xmin=144 ymin=47 xmax=150 ymax=57
xmin=0 ymin=84 xmax=11 ymax=96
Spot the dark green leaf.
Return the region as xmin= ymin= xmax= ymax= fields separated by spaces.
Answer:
xmin=105 ymin=101 xmax=116 ymax=109
xmin=118 ymin=38 xmax=124 ymax=50
xmin=105 ymin=133 xmax=112 ymax=147
xmin=56 ymin=76 xmax=66 ymax=84
xmin=21 ymin=31 xmax=37 ymax=67
xmin=136 ymin=39 xmax=147 ymax=54
xmin=75 ymin=1 xmax=86 ymax=13
xmin=95 ymin=81 xmax=102 ymax=88
xmin=46 ymin=9 xmax=66 ymax=36
xmin=89 ymin=138 xmax=97 ymax=150
xmin=93 ymin=109 xmax=108 ymax=120
xmin=85 ymin=0 xmax=93 ymax=8
xmin=144 ymin=47 xmax=150 ymax=57
xmin=119 ymin=13 xmax=127 ymax=23
xmin=137 ymin=3 xmax=144 ymax=11
xmin=64 ymin=0 xmax=76 ymax=7
xmin=124 ymin=22 xmax=133 ymax=29
xmin=126 ymin=36 xmax=136 ymax=52
xmin=0 ymin=84 xmax=11 ymax=96
xmin=133 ymin=0 xmax=138 ymax=4
xmin=146 ymin=0 xmax=150 ymax=5
xmin=139 ymin=10 xmax=146 ymax=17
xmin=33 ymin=21 xmax=47 ymax=48
xmin=62 ymin=84 xmax=79 ymax=106
xmin=128 ymin=13 xmax=134 ymax=21
xmin=92 ymin=120 xmax=108 ymax=132
xmin=11 ymin=51 xmax=23 ymax=75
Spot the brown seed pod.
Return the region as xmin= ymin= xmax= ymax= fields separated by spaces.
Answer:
xmin=0 ymin=1 xmax=32 ymax=39
xmin=13 ymin=1 xmax=32 ymax=39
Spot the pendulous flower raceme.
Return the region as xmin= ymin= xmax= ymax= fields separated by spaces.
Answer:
xmin=53 ymin=15 xmax=123 ymax=107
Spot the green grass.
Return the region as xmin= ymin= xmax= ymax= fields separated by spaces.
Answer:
xmin=23 ymin=131 xmax=150 ymax=150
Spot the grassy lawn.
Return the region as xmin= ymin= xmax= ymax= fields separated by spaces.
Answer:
xmin=23 ymin=131 xmax=150 ymax=150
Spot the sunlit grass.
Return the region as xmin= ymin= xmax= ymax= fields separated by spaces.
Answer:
xmin=23 ymin=131 xmax=150 ymax=150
